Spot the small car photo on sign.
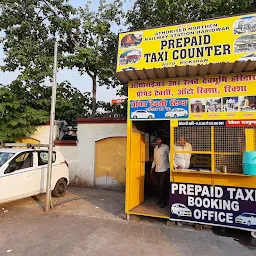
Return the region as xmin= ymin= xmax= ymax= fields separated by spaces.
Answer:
xmin=165 ymin=108 xmax=188 ymax=118
xmin=239 ymin=53 xmax=256 ymax=62
xmin=119 ymin=49 xmax=142 ymax=65
xmin=171 ymin=203 xmax=192 ymax=217
xmin=131 ymin=110 xmax=155 ymax=119
xmin=234 ymin=34 xmax=256 ymax=53
xmin=235 ymin=213 xmax=256 ymax=227
xmin=233 ymin=16 xmax=256 ymax=34
xmin=120 ymin=33 xmax=143 ymax=48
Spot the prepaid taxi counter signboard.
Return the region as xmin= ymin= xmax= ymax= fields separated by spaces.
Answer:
xmin=117 ymin=14 xmax=256 ymax=72
xmin=170 ymin=183 xmax=256 ymax=231
xmin=129 ymin=73 xmax=256 ymax=121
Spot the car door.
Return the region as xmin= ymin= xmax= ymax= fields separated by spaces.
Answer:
xmin=251 ymin=215 xmax=256 ymax=225
xmin=136 ymin=111 xmax=143 ymax=118
xmin=141 ymin=111 xmax=148 ymax=118
xmin=0 ymin=151 xmax=36 ymax=203
xmin=36 ymin=151 xmax=57 ymax=193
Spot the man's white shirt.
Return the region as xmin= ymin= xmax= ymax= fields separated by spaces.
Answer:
xmin=174 ymin=142 xmax=192 ymax=169
xmin=151 ymin=144 xmax=170 ymax=172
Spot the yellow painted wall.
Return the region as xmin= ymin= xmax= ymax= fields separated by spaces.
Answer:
xmin=16 ymin=137 xmax=40 ymax=144
xmin=95 ymin=137 xmax=127 ymax=187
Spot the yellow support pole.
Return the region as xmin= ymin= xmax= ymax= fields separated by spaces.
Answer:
xmin=211 ymin=126 xmax=215 ymax=186
xmin=170 ymin=122 xmax=175 ymax=182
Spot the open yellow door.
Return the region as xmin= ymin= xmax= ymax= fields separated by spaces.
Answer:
xmin=126 ymin=121 xmax=146 ymax=212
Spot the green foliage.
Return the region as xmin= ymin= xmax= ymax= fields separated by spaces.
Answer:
xmin=97 ymin=100 xmax=127 ymax=118
xmin=65 ymin=0 xmax=124 ymax=116
xmin=0 ymin=82 xmax=49 ymax=142
xmin=127 ymin=0 xmax=256 ymax=29
xmin=0 ymin=0 xmax=92 ymax=141
xmin=0 ymin=0 xmax=125 ymax=120
xmin=0 ymin=0 xmax=78 ymax=82
xmin=0 ymin=80 xmax=91 ymax=141
xmin=55 ymin=81 xmax=91 ymax=125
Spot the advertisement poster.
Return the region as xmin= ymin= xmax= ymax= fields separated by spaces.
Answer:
xmin=128 ymin=73 xmax=256 ymax=120
xmin=170 ymin=182 xmax=256 ymax=230
xmin=117 ymin=14 xmax=256 ymax=72
xmin=130 ymin=98 xmax=189 ymax=120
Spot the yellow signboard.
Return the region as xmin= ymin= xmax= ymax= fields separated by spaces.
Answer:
xmin=117 ymin=14 xmax=256 ymax=72
xmin=128 ymin=73 xmax=256 ymax=121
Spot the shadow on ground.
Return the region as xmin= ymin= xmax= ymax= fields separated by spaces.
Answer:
xmin=212 ymin=227 xmax=256 ymax=250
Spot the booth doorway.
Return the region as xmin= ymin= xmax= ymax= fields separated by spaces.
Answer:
xmin=127 ymin=120 xmax=170 ymax=219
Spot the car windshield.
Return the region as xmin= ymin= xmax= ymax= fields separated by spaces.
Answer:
xmin=179 ymin=205 xmax=186 ymax=208
xmin=241 ymin=213 xmax=253 ymax=217
xmin=0 ymin=152 xmax=14 ymax=167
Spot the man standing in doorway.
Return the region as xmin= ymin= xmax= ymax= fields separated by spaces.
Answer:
xmin=174 ymin=137 xmax=192 ymax=169
xmin=151 ymin=136 xmax=169 ymax=208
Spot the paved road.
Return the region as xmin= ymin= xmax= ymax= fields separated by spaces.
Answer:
xmin=0 ymin=187 xmax=255 ymax=256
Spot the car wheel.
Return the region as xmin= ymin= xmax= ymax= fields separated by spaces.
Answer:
xmin=174 ymin=114 xmax=177 ymax=118
xmin=248 ymin=221 xmax=251 ymax=227
xmin=177 ymin=211 xmax=181 ymax=217
xmin=133 ymin=115 xmax=137 ymax=119
xmin=148 ymin=115 xmax=153 ymax=119
xmin=52 ymin=178 xmax=67 ymax=198
xmin=251 ymin=231 xmax=256 ymax=239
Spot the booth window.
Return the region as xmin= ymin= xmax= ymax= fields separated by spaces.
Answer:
xmin=172 ymin=126 xmax=256 ymax=174
xmin=214 ymin=127 xmax=245 ymax=173
xmin=174 ymin=126 xmax=212 ymax=171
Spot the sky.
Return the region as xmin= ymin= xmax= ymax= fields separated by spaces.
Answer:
xmin=0 ymin=0 xmax=134 ymax=102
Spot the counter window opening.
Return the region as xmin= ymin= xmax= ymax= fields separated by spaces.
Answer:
xmin=171 ymin=126 xmax=256 ymax=174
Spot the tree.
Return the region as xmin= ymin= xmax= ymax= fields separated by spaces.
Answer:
xmin=0 ymin=0 xmax=124 ymax=118
xmin=55 ymin=81 xmax=91 ymax=125
xmin=96 ymin=100 xmax=127 ymax=118
xmin=0 ymin=80 xmax=91 ymax=141
xmin=0 ymin=82 xmax=49 ymax=142
xmin=0 ymin=0 xmax=78 ymax=82
xmin=65 ymin=0 xmax=124 ymax=116
xmin=127 ymin=0 xmax=256 ymax=30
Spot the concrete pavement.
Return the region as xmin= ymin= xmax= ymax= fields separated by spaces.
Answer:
xmin=0 ymin=187 xmax=255 ymax=256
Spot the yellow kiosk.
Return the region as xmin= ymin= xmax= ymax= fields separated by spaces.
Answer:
xmin=116 ymin=14 xmax=256 ymax=238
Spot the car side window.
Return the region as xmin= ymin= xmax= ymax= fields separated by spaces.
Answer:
xmin=4 ymin=152 xmax=33 ymax=174
xmin=38 ymin=151 xmax=56 ymax=166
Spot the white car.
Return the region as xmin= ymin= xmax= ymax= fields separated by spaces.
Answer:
xmin=239 ymin=54 xmax=256 ymax=62
xmin=171 ymin=203 xmax=192 ymax=217
xmin=235 ymin=213 xmax=256 ymax=226
xmin=131 ymin=110 xmax=155 ymax=119
xmin=0 ymin=147 xmax=69 ymax=204
xmin=165 ymin=108 xmax=188 ymax=118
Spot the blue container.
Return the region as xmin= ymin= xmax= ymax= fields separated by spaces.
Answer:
xmin=243 ymin=151 xmax=256 ymax=175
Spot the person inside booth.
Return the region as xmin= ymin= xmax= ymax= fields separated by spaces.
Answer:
xmin=150 ymin=136 xmax=169 ymax=208
xmin=174 ymin=137 xmax=192 ymax=170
